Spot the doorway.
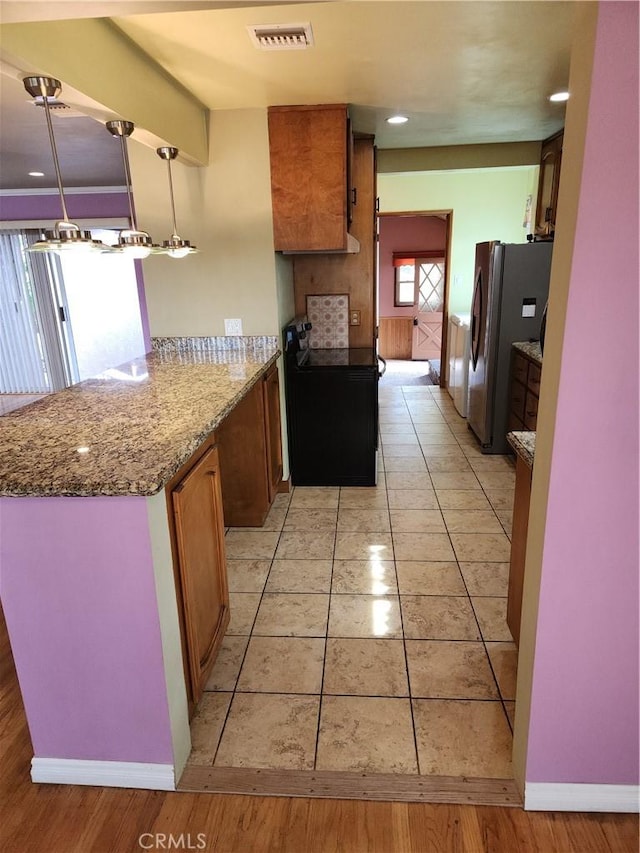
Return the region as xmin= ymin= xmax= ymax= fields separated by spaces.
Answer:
xmin=377 ymin=212 xmax=452 ymax=385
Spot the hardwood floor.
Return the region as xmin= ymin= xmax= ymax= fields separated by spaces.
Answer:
xmin=1 ymin=604 xmax=637 ymax=853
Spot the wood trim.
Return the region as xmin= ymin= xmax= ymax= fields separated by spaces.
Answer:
xmin=268 ymin=103 xmax=348 ymax=114
xmin=277 ymin=476 xmax=291 ymax=493
xmin=178 ymin=765 xmax=522 ymax=806
xmin=392 ymin=250 xmax=446 ymax=262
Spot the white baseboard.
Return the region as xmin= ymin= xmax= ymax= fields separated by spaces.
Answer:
xmin=31 ymin=758 xmax=175 ymax=790
xmin=525 ymin=782 xmax=639 ymax=813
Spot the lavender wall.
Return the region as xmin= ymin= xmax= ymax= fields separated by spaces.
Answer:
xmin=0 ymin=496 xmax=174 ymax=764
xmin=0 ymin=191 xmax=130 ymax=222
xmin=378 ymin=215 xmax=447 ymax=316
xmin=0 ymin=191 xmax=151 ymax=351
xmin=526 ymin=2 xmax=639 ymax=784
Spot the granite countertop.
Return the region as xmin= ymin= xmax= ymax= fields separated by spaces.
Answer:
xmin=513 ymin=341 xmax=543 ymax=367
xmin=507 ymin=431 xmax=536 ymax=467
xmin=0 ymin=337 xmax=279 ymax=498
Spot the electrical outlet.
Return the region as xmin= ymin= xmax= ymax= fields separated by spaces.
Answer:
xmin=224 ymin=318 xmax=243 ymax=336
xmin=350 ymin=310 xmax=361 ymax=326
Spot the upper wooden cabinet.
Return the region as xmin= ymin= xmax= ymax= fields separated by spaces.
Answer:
xmin=535 ymin=130 xmax=563 ymax=238
xmin=268 ymin=104 xmax=359 ymax=253
xmin=292 ymin=136 xmax=377 ymax=348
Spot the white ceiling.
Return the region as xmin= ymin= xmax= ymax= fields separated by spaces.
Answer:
xmin=0 ymin=1 xmax=575 ymax=191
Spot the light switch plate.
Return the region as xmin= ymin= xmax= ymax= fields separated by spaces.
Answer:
xmin=224 ymin=318 xmax=243 ymax=336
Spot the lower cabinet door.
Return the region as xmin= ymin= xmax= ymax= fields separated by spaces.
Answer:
xmin=218 ymin=381 xmax=271 ymax=527
xmin=507 ymin=455 xmax=533 ymax=646
xmin=263 ymin=364 xmax=283 ymax=502
xmin=171 ymin=444 xmax=229 ymax=706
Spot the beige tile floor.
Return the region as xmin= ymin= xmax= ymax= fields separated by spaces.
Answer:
xmin=188 ymin=383 xmax=519 ymax=779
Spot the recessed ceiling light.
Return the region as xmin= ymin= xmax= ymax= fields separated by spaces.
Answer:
xmin=386 ymin=115 xmax=409 ymax=125
xmin=28 ymin=171 xmax=44 ymax=177
xmin=549 ymin=91 xmax=570 ymax=102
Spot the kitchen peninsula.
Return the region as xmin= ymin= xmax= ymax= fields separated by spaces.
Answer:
xmin=0 ymin=336 xmax=279 ymax=790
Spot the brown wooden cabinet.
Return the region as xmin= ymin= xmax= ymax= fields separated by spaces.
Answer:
xmin=217 ymin=366 xmax=283 ymax=526
xmin=535 ymin=130 xmax=563 ymax=238
xmin=168 ymin=436 xmax=229 ymax=710
xmin=262 ymin=363 xmax=283 ymax=502
xmin=165 ymin=364 xmax=282 ymax=714
xmin=268 ymin=104 xmax=359 ymax=253
xmin=508 ymin=350 xmax=542 ymax=433
xmin=507 ymin=454 xmax=533 ymax=646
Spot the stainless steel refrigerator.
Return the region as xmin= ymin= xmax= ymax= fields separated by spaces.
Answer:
xmin=467 ymin=241 xmax=552 ymax=453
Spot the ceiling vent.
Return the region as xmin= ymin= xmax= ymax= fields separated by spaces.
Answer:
xmin=248 ymin=23 xmax=314 ymax=51
xmin=31 ymin=97 xmax=85 ymax=118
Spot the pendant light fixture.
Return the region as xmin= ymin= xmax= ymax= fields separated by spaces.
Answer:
xmin=22 ymin=76 xmax=105 ymax=254
xmin=155 ymin=146 xmax=198 ymax=258
xmin=105 ymin=120 xmax=156 ymax=259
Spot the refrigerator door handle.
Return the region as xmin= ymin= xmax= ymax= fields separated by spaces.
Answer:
xmin=471 ymin=270 xmax=482 ymax=371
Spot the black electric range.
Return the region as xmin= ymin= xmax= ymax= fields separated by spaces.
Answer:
xmin=283 ymin=320 xmax=379 ymax=486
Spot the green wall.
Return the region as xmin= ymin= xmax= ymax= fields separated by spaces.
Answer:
xmin=129 ymin=108 xmax=282 ymax=337
xmin=378 ymin=166 xmax=539 ymax=315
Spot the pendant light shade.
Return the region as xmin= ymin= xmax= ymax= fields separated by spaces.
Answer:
xmin=22 ymin=76 xmax=105 ymax=255
xmin=156 ymin=146 xmax=198 ymax=258
xmin=105 ymin=120 xmax=156 ymax=259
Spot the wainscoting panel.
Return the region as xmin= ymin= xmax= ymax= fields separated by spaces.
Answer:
xmin=378 ymin=317 xmax=413 ymax=359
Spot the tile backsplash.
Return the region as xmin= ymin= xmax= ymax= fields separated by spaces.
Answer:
xmin=306 ymin=294 xmax=349 ymax=349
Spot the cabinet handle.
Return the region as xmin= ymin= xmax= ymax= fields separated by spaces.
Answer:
xmin=526 ymin=411 xmax=537 ymax=417
xmin=352 ymin=187 xmax=357 ymax=206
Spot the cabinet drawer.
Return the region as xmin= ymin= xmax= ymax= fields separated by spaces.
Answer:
xmin=510 ymin=379 xmax=527 ymax=421
xmin=527 ymin=363 xmax=542 ymax=394
xmin=524 ymin=391 xmax=539 ymax=430
xmin=512 ymin=353 xmax=529 ymax=385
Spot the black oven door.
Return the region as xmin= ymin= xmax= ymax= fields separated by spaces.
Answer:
xmin=284 ymin=358 xmax=377 ymax=487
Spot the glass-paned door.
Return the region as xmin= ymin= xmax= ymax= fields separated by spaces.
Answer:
xmin=412 ymin=260 xmax=445 ymax=360
xmin=0 ymin=227 xmax=146 ymax=396
xmin=0 ymin=230 xmax=70 ymax=393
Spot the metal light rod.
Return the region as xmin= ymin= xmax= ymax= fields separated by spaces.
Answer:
xmin=157 ymin=146 xmax=179 ymax=237
xmin=23 ymin=77 xmax=70 ymax=223
xmin=155 ymin=146 xmax=198 ymax=257
xmin=105 ymin=120 xmax=138 ymax=230
xmin=22 ymin=76 xmax=102 ymax=253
